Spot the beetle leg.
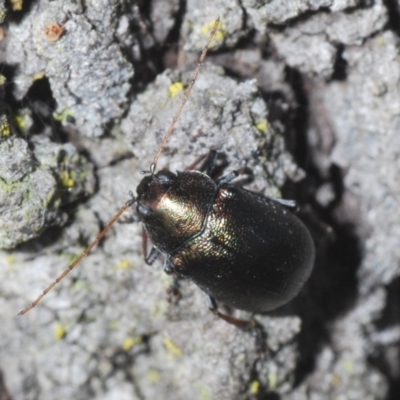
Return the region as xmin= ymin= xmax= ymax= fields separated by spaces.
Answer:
xmin=145 ymin=245 xmax=162 ymax=266
xmin=163 ymin=259 xmax=175 ymax=274
xmin=271 ymin=198 xmax=298 ymax=210
xmin=143 ymin=228 xmax=162 ymax=265
xmin=205 ymin=294 xmax=266 ymax=354
xmin=206 ymin=294 xmax=253 ymax=330
xmin=250 ymin=191 xmax=299 ymax=212
xmin=193 ymin=150 xmax=218 ymax=174
xmin=142 ymin=228 xmax=148 ymax=257
xmin=216 ymin=170 xmax=238 ymax=185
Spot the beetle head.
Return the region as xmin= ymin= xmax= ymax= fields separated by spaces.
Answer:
xmin=136 ymin=169 xmax=176 ymax=222
xmin=135 ymin=169 xmax=216 ymax=253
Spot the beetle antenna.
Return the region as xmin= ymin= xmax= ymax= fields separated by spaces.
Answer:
xmin=17 ymin=196 xmax=136 ymax=315
xmin=151 ymin=17 xmax=221 ymax=172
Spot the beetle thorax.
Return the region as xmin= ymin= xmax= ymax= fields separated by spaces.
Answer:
xmin=136 ymin=170 xmax=217 ymax=253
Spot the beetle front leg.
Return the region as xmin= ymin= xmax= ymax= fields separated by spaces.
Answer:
xmin=145 ymin=246 xmax=161 ymax=265
xmin=142 ymin=228 xmax=162 ymax=265
xmin=206 ymin=294 xmax=266 ymax=354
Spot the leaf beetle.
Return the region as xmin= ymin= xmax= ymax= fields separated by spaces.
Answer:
xmin=18 ymin=19 xmax=315 ymax=349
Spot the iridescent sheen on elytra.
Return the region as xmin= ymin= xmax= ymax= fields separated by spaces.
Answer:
xmin=136 ymin=169 xmax=315 ymax=313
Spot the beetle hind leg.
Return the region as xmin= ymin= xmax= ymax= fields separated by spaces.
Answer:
xmin=206 ymin=294 xmax=266 ymax=354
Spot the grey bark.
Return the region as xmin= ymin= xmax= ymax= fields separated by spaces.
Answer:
xmin=0 ymin=0 xmax=398 ymax=399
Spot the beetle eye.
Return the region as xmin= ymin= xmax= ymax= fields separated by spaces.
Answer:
xmin=136 ymin=175 xmax=153 ymax=196
xmin=137 ymin=203 xmax=152 ymax=219
xmin=156 ymin=170 xmax=176 ymax=183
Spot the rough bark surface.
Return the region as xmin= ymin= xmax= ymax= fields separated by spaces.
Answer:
xmin=0 ymin=0 xmax=399 ymax=399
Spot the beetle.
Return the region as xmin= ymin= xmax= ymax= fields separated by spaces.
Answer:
xmin=136 ymin=151 xmax=314 ymax=339
xmin=18 ymin=19 xmax=315 ymax=348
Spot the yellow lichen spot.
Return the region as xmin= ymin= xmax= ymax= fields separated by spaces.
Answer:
xmin=344 ymin=359 xmax=354 ymax=374
xmin=268 ymin=371 xmax=278 ymax=390
xmin=376 ymin=36 xmax=386 ymax=46
xmin=60 ymin=170 xmax=75 ymax=188
xmin=249 ymin=380 xmax=260 ymax=394
xmin=10 ymin=0 xmax=23 ymax=11
xmin=5 ymin=255 xmax=16 ymax=264
xmin=33 ymin=71 xmax=46 ymax=81
xmin=15 ymin=115 xmax=27 ymax=129
xmin=123 ymin=336 xmax=142 ymax=351
xmin=53 ymin=108 xmax=74 ymax=122
xmin=200 ymin=19 xmax=226 ymax=46
xmin=116 ymin=259 xmax=131 ymax=269
xmin=54 ymin=324 xmax=66 ymax=340
xmin=163 ymin=337 xmax=182 ymax=358
xmin=147 ymin=368 xmax=161 ymax=383
xmin=256 ymin=119 xmax=270 ymax=134
xmin=0 ymin=75 xmax=6 ymax=85
xmin=0 ymin=116 xmax=10 ymax=136
xmin=169 ymin=82 xmax=184 ymax=98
